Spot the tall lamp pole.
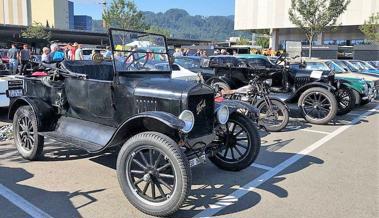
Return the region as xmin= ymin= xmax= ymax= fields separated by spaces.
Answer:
xmin=99 ymin=0 xmax=107 ymax=28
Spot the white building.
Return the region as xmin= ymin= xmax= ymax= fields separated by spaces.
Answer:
xmin=235 ymin=0 xmax=379 ymax=50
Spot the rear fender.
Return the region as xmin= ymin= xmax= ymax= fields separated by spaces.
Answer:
xmin=8 ymin=97 xmax=57 ymax=131
xmin=205 ymin=76 xmax=237 ymax=89
xmin=108 ymin=111 xmax=185 ymax=146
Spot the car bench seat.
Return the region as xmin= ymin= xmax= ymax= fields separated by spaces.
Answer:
xmin=61 ymin=60 xmax=114 ymax=81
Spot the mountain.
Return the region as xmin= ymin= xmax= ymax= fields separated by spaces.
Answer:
xmin=92 ymin=9 xmax=249 ymax=41
xmin=142 ymin=9 xmax=249 ymax=40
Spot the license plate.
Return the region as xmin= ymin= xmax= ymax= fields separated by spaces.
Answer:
xmin=189 ymin=154 xmax=206 ymax=167
xmin=7 ymin=89 xmax=23 ymax=97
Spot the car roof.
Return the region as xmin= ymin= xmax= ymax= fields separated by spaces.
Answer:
xmin=237 ymin=54 xmax=267 ymax=59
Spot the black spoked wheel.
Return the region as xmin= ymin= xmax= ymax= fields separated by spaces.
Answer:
xmin=257 ymin=99 xmax=289 ymax=132
xmin=209 ymin=113 xmax=261 ymax=171
xmin=298 ymin=87 xmax=337 ymax=125
xmin=117 ymin=132 xmax=190 ymax=217
xmin=13 ymin=106 xmax=44 ymax=160
xmin=127 ymin=147 xmax=176 ymax=203
xmin=335 ymin=87 xmax=355 ymax=115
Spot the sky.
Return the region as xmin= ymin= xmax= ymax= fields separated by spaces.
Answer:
xmin=72 ymin=0 xmax=235 ymax=19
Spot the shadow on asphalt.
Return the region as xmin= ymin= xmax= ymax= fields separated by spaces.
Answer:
xmin=0 ymin=164 xmax=105 ymax=218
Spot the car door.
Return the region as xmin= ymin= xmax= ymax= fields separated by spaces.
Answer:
xmin=65 ymin=77 xmax=115 ymax=126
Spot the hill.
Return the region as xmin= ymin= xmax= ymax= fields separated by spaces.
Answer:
xmin=92 ymin=9 xmax=249 ymax=41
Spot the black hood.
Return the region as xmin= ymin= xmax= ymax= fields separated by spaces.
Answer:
xmin=134 ymin=78 xmax=212 ymax=100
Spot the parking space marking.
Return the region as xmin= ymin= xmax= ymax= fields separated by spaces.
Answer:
xmin=250 ymin=163 xmax=273 ymax=171
xmin=299 ymin=129 xmax=331 ymax=135
xmin=194 ymin=106 xmax=379 ymax=218
xmin=0 ymin=184 xmax=54 ymax=218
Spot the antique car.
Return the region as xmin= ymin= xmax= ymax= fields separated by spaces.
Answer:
xmin=8 ymin=29 xmax=262 ymax=217
xmin=204 ymin=55 xmax=342 ymax=124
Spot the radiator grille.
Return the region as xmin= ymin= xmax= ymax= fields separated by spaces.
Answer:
xmin=187 ymin=94 xmax=214 ymax=138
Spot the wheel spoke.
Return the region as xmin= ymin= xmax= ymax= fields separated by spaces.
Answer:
xmin=156 ymin=181 xmax=165 ymax=197
xmin=142 ymin=181 xmax=150 ymax=195
xmin=149 ymin=149 xmax=153 ymax=166
xmin=131 ymin=170 xmax=145 ymax=175
xmin=234 ymin=129 xmax=244 ymax=136
xmin=234 ymin=146 xmax=244 ymax=156
xmin=236 ymin=137 xmax=247 ymax=141
xmin=132 ymin=159 xmax=147 ymax=170
xmin=157 ymin=178 xmax=173 ymax=192
xmin=133 ymin=178 xmax=144 ymax=185
xmin=154 ymin=153 xmax=162 ymax=168
xmin=236 ymin=142 xmax=248 ymax=149
xmin=223 ymin=147 xmax=229 ymax=157
xmin=139 ymin=152 xmax=149 ymax=167
xmin=157 ymin=163 xmax=171 ymax=172
xmin=151 ymin=183 xmax=156 ymax=199
xmin=159 ymin=173 xmax=175 ymax=179
xmin=230 ymin=123 xmax=236 ymax=134
xmin=230 ymin=148 xmax=236 ymax=160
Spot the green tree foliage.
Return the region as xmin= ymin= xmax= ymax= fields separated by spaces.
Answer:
xmin=236 ymin=37 xmax=250 ymax=45
xmin=359 ymin=12 xmax=379 ymax=43
xmin=21 ymin=21 xmax=51 ymax=43
xmin=288 ymin=0 xmax=350 ymax=57
xmin=147 ymin=26 xmax=171 ymax=37
xmin=102 ymin=0 xmax=149 ymax=31
xmin=256 ymin=37 xmax=269 ymax=48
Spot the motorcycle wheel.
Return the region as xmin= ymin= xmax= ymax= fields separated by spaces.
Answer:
xmin=257 ymin=99 xmax=289 ymax=132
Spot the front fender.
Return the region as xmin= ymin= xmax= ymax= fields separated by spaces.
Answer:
xmin=216 ymin=99 xmax=259 ymax=121
xmin=8 ymin=97 xmax=57 ymax=131
xmin=107 ymin=111 xmax=185 ymax=147
xmin=205 ymin=76 xmax=237 ymax=89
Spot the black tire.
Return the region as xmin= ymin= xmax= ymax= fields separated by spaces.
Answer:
xmin=336 ymin=87 xmax=355 ymax=115
xmin=298 ymin=87 xmax=338 ymax=125
xmin=257 ymin=99 xmax=289 ymax=132
xmin=13 ymin=106 xmax=44 ymax=160
xmin=209 ymin=113 xmax=261 ymax=171
xmin=116 ymin=132 xmax=191 ymax=217
xmin=360 ymin=99 xmax=370 ymax=106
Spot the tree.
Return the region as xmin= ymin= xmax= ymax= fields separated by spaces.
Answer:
xmin=147 ymin=26 xmax=171 ymax=37
xmin=359 ymin=12 xmax=379 ymax=43
xmin=256 ymin=37 xmax=269 ymax=48
xmin=102 ymin=0 xmax=149 ymax=31
xmin=236 ymin=37 xmax=250 ymax=45
xmin=21 ymin=21 xmax=51 ymax=44
xmin=288 ymin=0 xmax=351 ymax=57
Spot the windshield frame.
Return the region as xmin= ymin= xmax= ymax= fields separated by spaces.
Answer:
xmin=108 ymin=28 xmax=171 ymax=78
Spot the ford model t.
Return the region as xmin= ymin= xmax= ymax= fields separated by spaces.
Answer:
xmin=8 ymin=29 xmax=261 ymax=217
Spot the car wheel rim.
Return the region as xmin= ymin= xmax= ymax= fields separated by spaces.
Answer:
xmin=336 ymin=89 xmax=350 ymax=109
xmin=302 ymin=92 xmax=332 ymax=120
xmin=126 ymin=146 xmax=176 ymax=205
xmin=216 ymin=120 xmax=251 ymax=163
xmin=16 ymin=115 xmax=35 ymax=151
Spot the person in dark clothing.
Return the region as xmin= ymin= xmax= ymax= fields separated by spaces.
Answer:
xmin=19 ymin=44 xmax=31 ymax=75
xmin=7 ymin=44 xmax=18 ymax=75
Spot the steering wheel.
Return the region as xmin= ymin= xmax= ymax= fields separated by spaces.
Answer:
xmin=123 ymin=51 xmax=148 ymax=70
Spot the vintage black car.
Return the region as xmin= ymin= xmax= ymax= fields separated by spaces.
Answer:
xmin=203 ymin=55 xmax=347 ymax=125
xmin=8 ymin=29 xmax=261 ymax=217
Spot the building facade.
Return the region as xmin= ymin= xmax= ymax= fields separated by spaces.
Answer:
xmin=235 ymin=0 xmax=379 ymax=50
xmin=0 ymin=0 xmax=70 ymax=29
xmin=74 ymin=15 xmax=93 ymax=31
xmin=0 ymin=0 xmax=31 ymax=26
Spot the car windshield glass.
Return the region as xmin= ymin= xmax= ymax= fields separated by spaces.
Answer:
xmin=326 ymin=61 xmax=345 ymax=73
xmin=110 ymin=30 xmax=170 ymax=73
xmin=305 ymin=62 xmax=330 ymax=71
xmin=340 ymin=61 xmax=359 ymax=72
xmin=348 ymin=61 xmax=365 ymax=71
xmin=360 ymin=61 xmax=376 ymax=70
xmin=174 ymin=57 xmax=201 ymax=69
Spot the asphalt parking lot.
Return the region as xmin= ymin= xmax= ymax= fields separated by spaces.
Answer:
xmin=0 ymin=102 xmax=378 ymax=218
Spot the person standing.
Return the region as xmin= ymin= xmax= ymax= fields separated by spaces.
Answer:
xmin=74 ymin=43 xmax=83 ymax=61
xmin=7 ymin=44 xmax=18 ymax=75
xmin=19 ymin=44 xmax=31 ymax=75
xmin=103 ymin=46 xmax=112 ymax=60
xmin=41 ymin=47 xmax=50 ymax=63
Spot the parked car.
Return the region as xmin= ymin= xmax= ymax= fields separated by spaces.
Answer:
xmin=204 ymin=55 xmax=339 ymax=124
xmin=8 ymin=29 xmax=262 ymax=217
xmin=0 ymin=76 xmax=23 ymax=107
xmin=348 ymin=60 xmax=379 ymax=75
xmin=325 ymin=60 xmax=377 ymax=105
xmin=300 ymin=59 xmax=375 ymax=109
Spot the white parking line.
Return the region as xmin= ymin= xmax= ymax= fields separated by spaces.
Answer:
xmin=299 ymin=129 xmax=330 ymax=135
xmin=0 ymin=184 xmax=54 ymax=218
xmin=250 ymin=163 xmax=273 ymax=171
xmin=194 ymin=106 xmax=379 ymax=218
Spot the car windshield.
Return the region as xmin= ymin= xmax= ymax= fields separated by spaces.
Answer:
xmin=326 ymin=61 xmax=345 ymax=73
xmin=360 ymin=61 xmax=376 ymax=70
xmin=305 ymin=62 xmax=330 ymax=71
xmin=110 ymin=29 xmax=170 ymax=73
xmin=348 ymin=61 xmax=366 ymax=71
xmin=339 ymin=60 xmax=359 ymax=72
xmin=174 ymin=57 xmax=201 ymax=69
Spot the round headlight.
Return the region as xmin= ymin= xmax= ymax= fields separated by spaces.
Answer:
xmin=178 ymin=110 xmax=194 ymax=133
xmin=217 ymin=105 xmax=229 ymax=125
xmin=264 ymin=79 xmax=273 ymax=86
